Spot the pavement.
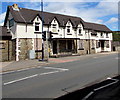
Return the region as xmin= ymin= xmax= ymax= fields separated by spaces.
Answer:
xmin=0 ymin=51 xmax=118 ymax=73
xmin=2 ymin=52 xmax=118 ymax=98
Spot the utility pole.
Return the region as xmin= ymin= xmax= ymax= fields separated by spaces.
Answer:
xmin=41 ymin=0 xmax=44 ymax=60
xmin=40 ymin=0 xmax=49 ymax=61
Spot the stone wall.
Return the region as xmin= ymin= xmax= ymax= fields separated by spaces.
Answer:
xmin=0 ymin=40 xmax=9 ymax=61
xmin=19 ymin=39 xmax=33 ymax=60
xmin=0 ymin=39 xmax=15 ymax=62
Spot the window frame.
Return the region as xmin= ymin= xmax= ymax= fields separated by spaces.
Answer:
xmin=35 ymin=23 xmax=40 ymax=31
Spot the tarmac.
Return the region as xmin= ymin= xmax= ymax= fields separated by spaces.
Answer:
xmin=0 ymin=51 xmax=118 ymax=73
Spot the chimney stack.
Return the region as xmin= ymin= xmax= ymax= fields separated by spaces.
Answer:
xmin=12 ymin=4 xmax=19 ymax=11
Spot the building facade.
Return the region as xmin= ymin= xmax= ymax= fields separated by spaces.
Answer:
xmin=1 ymin=4 xmax=113 ymax=61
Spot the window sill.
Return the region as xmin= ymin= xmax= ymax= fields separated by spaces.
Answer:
xmin=78 ymin=48 xmax=84 ymax=50
xmin=67 ymin=33 xmax=72 ymax=35
xmin=51 ymin=32 xmax=58 ymax=34
xmin=78 ymin=34 xmax=83 ymax=36
xmin=34 ymin=32 xmax=42 ymax=34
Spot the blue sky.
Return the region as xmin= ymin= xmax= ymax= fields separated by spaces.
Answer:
xmin=0 ymin=1 xmax=119 ymax=31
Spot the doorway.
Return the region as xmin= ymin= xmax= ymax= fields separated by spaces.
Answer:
xmin=101 ymin=40 xmax=105 ymax=51
xmin=53 ymin=40 xmax=57 ymax=54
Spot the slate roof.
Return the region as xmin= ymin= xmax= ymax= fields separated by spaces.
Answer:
xmin=0 ymin=26 xmax=12 ymax=37
xmin=4 ymin=6 xmax=112 ymax=32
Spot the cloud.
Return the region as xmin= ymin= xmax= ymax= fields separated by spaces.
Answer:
xmin=106 ymin=17 xmax=118 ymax=23
xmin=0 ymin=12 xmax=6 ymax=26
xmin=23 ymin=2 xmax=41 ymax=11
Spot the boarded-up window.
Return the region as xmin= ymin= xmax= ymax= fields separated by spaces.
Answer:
xmin=106 ymin=41 xmax=109 ymax=48
xmin=79 ymin=40 xmax=84 ymax=49
xmin=34 ymin=39 xmax=42 ymax=50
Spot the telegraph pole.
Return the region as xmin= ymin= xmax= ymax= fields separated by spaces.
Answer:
xmin=40 ymin=0 xmax=49 ymax=61
xmin=41 ymin=0 xmax=44 ymax=60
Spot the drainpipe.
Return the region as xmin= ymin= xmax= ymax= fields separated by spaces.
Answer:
xmin=88 ymin=30 xmax=91 ymax=54
xmin=63 ymin=20 xmax=65 ymax=38
xmin=75 ymin=28 xmax=77 ymax=53
xmin=16 ymin=38 xmax=19 ymax=61
xmin=8 ymin=40 xmax=9 ymax=61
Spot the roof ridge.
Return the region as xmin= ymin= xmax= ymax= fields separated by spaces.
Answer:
xmin=85 ymin=21 xmax=105 ymax=26
xmin=9 ymin=6 xmax=83 ymax=20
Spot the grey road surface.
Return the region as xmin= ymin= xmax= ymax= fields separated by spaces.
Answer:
xmin=2 ymin=53 xmax=118 ymax=98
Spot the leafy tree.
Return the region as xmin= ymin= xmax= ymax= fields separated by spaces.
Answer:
xmin=112 ymin=32 xmax=120 ymax=41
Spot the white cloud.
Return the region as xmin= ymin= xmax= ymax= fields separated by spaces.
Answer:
xmin=96 ymin=19 xmax=103 ymax=24
xmin=106 ymin=17 xmax=118 ymax=23
xmin=0 ymin=12 xmax=6 ymax=26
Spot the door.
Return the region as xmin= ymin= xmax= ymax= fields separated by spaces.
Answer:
xmin=53 ymin=40 xmax=57 ymax=54
xmin=101 ymin=40 xmax=105 ymax=51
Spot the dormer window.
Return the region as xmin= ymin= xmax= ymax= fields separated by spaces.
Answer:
xmin=35 ymin=23 xmax=39 ymax=31
xmin=67 ymin=26 xmax=70 ymax=33
xmin=37 ymin=17 xmax=39 ymax=21
xmin=101 ymin=32 xmax=103 ymax=36
xmin=79 ymin=29 xmax=81 ymax=34
xmin=106 ymin=33 xmax=109 ymax=38
xmin=52 ymin=24 xmax=57 ymax=33
xmin=52 ymin=24 xmax=57 ymax=28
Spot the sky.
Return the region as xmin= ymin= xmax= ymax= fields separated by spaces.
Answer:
xmin=0 ymin=0 xmax=119 ymax=31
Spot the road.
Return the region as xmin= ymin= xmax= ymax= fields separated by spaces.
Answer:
xmin=2 ymin=53 xmax=118 ymax=98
